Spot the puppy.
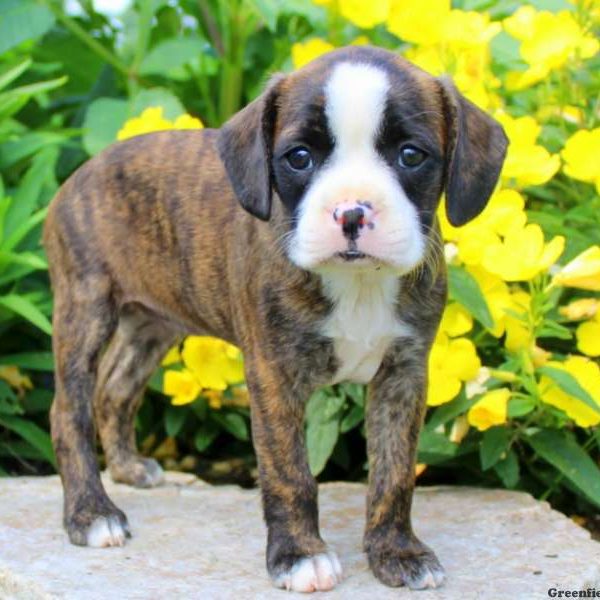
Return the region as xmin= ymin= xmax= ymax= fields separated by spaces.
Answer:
xmin=43 ymin=45 xmax=507 ymax=592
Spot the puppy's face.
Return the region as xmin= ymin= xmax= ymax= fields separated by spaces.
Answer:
xmin=219 ymin=47 xmax=508 ymax=275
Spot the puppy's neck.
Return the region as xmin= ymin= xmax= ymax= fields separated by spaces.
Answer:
xmin=320 ymin=269 xmax=412 ymax=384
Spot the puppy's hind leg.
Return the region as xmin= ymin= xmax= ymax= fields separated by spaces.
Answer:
xmin=95 ymin=304 xmax=179 ymax=488
xmin=50 ymin=276 xmax=130 ymax=548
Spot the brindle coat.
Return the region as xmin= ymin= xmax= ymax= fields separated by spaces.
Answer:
xmin=43 ymin=46 xmax=507 ymax=590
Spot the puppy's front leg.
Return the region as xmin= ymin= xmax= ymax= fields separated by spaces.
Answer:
xmin=245 ymin=354 xmax=342 ymax=592
xmin=364 ymin=341 xmax=445 ymax=590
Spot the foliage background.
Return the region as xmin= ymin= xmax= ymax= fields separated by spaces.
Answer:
xmin=0 ymin=0 xmax=598 ymax=531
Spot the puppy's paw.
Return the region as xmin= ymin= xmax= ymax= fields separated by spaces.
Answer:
xmin=367 ymin=538 xmax=445 ymax=589
xmin=272 ymin=551 xmax=343 ymax=592
xmin=110 ymin=456 xmax=164 ymax=488
xmin=86 ymin=515 xmax=131 ymax=548
xmin=66 ymin=502 xmax=130 ymax=548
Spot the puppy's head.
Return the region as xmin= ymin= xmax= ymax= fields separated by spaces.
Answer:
xmin=218 ymin=46 xmax=507 ymax=275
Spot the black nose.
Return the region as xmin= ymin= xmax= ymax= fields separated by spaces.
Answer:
xmin=340 ymin=207 xmax=365 ymax=241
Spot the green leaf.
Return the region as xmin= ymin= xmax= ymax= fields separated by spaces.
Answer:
xmin=0 ymin=352 xmax=54 ymax=371
xmin=0 ymin=294 xmax=52 ymax=334
xmin=0 ymin=251 xmax=47 ymax=272
xmin=307 ymin=416 xmax=339 ymax=476
xmin=211 ymin=411 xmax=248 ymax=440
xmin=527 ymin=429 xmax=600 ymax=508
xmin=417 ymin=430 xmax=458 ymax=464
xmin=0 ymin=132 xmax=66 ymax=169
xmin=448 ymin=265 xmax=494 ymax=329
xmin=0 ymin=380 xmax=21 ymax=415
xmin=147 ymin=368 xmax=163 ymax=393
xmin=139 ymin=38 xmax=205 ymax=75
xmin=129 ymin=87 xmax=185 ymax=120
xmin=0 ymin=439 xmax=46 ymax=461
xmin=0 ymin=414 xmax=56 ymax=467
xmin=252 ymin=0 xmax=280 ymax=31
xmin=0 ymin=59 xmax=32 ymax=92
xmin=426 ymin=388 xmax=476 ymax=429
xmin=165 ymin=405 xmax=187 ymax=437
xmin=480 ymin=426 xmax=510 ymax=470
xmin=507 ymin=396 xmax=535 ymax=418
xmin=494 ymin=449 xmax=520 ymax=488
xmin=341 ymin=382 xmax=366 ymax=407
xmin=1 ymin=206 xmax=48 ymax=253
xmin=22 ymin=388 xmax=53 ymax=413
xmin=0 ymin=0 xmax=55 ymax=55
xmin=306 ymin=388 xmax=345 ymax=424
xmin=537 ymin=321 xmax=572 ymax=340
xmin=538 ymin=366 xmax=600 ymax=416
xmin=0 ymin=75 xmax=67 ymax=102
xmin=340 ymin=403 xmax=363 ymax=433
xmin=195 ymin=421 xmax=218 ymax=452
xmin=82 ymin=97 xmax=128 ymax=156
xmin=305 ymin=389 xmax=345 ymax=475
xmin=4 ymin=146 xmax=57 ymax=237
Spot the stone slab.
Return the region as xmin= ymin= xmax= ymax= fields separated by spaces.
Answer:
xmin=0 ymin=473 xmax=598 ymax=599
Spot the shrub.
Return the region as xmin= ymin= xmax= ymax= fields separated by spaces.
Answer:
xmin=0 ymin=0 xmax=598 ymax=522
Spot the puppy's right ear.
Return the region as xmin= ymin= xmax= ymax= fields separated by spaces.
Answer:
xmin=217 ymin=74 xmax=285 ymax=221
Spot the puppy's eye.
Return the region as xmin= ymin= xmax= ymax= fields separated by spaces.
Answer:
xmin=398 ymin=145 xmax=427 ymax=168
xmin=286 ymin=147 xmax=313 ymax=171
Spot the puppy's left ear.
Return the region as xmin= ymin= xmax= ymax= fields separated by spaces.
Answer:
xmin=217 ymin=73 xmax=285 ymax=221
xmin=438 ymin=77 xmax=508 ymax=227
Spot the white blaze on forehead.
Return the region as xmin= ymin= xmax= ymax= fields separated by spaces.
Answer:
xmin=324 ymin=62 xmax=389 ymax=154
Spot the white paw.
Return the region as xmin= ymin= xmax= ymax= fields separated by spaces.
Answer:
xmin=274 ymin=552 xmax=343 ymax=592
xmin=86 ymin=516 xmax=130 ymax=548
xmin=409 ymin=563 xmax=445 ymax=590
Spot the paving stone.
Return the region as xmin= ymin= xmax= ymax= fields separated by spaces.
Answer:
xmin=0 ymin=473 xmax=598 ymax=599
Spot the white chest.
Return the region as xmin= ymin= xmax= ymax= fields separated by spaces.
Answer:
xmin=321 ymin=272 xmax=411 ymax=384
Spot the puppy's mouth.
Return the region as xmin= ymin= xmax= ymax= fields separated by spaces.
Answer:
xmin=336 ymin=250 xmax=367 ymax=262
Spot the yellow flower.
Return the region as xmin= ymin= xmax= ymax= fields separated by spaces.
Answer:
xmin=482 ymin=223 xmax=565 ymax=282
xmin=504 ymin=8 xmax=599 ymax=88
xmin=117 ymin=107 xmax=203 ymax=141
xmin=338 ymin=0 xmax=389 ymax=29
xmin=387 ymin=0 xmax=450 ymax=45
xmin=401 ymin=9 xmax=500 ymax=110
xmin=504 ymin=290 xmax=532 ymax=353
xmin=467 ymin=388 xmax=511 ymax=431
xmin=503 ymin=5 xmax=536 ymax=41
xmin=203 ymin=390 xmax=223 ymax=410
xmin=182 ymin=336 xmax=244 ymax=391
xmin=467 ymin=266 xmax=511 ymax=337
xmin=561 ymin=128 xmax=600 ymax=194
xmin=439 ymin=303 xmax=473 ymax=337
xmin=163 ymin=369 xmax=201 ymax=405
xmin=520 ymin=11 xmax=599 ymax=69
xmin=560 ymin=298 xmax=599 ymax=321
xmin=552 ymin=246 xmax=600 ymax=291
xmin=291 ymin=38 xmax=335 ymax=69
xmin=532 ymin=345 xmax=551 ymax=368
xmin=536 ymin=104 xmax=583 ymax=125
xmin=161 ymin=345 xmax=181 ymax=366
xmin=496 ymin=112 xmax=560 ymax=187
xmin=540 ymin=356 xmax=600 ymax=427
xmin=173 ymin=114 xmax=203 ymax=129
xmin=428 ymin=333 xmax=481 ymax=406
xmin=441 ymin=10 xmax=501 ymax=48
xmin=577 ymin=318 xmax=600 ymax=357
xmin=439 ymin=189 xmax=528 ymax=268
xmin=0 ymin=365 xmax=33 ymax=397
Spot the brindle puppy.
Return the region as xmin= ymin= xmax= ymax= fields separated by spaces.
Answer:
xmin=43 ymin=45 xmax=507 ymax=592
